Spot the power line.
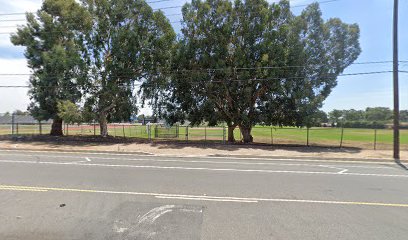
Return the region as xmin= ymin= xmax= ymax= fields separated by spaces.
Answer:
xmin=0 ymin=0 xmax=341 ymax=18
xmin=153 ymin=5 xmax=183 ymax=11
xmin=0 ymin=6 xmax=183 ymax=17
xmin=146 ymin=0 xmax=175 ymax=3
xmin=0 ymin=71 xmax=396 ymax=88
xmin=0 ymin=0 xmax=340 ymax=28
xmin=0 ymin=19 xmax=25 ymax=22
xmin=0 ymin=61 xmax=402 ymax=77
xmin=291 ymin=0 xmax=339 ymax=8
xmin=0 ymin=25 xmax=20 ymax=28
xmin=0 ymin=13 xmax=26 ymax=16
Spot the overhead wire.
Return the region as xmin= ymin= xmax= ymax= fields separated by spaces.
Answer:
xmin=0 ymin=0 xmax=342 ymax=29
xmin=0 ymin=61 xmax=403 ymax=77
xmin=0 ymin=70 xmax=397 ymax=88
xmin=0 ymin=0 xmax=341 ymax=18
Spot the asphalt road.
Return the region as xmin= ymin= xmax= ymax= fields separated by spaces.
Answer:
xmin=0 ymin=149 xmax=407 ymax=240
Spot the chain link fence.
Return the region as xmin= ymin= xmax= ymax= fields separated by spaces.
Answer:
xmin=1 ymin=114 xmax=407 ymax=150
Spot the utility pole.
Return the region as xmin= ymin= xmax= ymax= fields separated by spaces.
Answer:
xmin=393 ymin=0 xmax=400 ymax=159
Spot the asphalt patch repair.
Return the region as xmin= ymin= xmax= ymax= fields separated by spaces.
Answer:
xmin=105 ymin=202 xmax=204 ymax=240
xmin=0 ymin=200 xmax=204 ymax=240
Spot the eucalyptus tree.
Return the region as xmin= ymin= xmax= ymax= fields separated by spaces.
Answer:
xmin=81 ymin=0 xmax=175 ymax=137
xmin=11 ymin=0 xmax=91 ymax=135
xmin=161 ymin=0 xmax=360 ymax=143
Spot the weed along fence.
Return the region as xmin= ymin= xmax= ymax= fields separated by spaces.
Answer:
xmin=1 ymin=118 xmax=408 ymax=150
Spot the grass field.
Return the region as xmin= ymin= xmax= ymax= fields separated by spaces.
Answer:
xmin=1 ymin=123 xmax=408 ymax=150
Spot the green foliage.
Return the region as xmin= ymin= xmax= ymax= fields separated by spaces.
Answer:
xmin=341 ymin=121 xmax=386 ymax=129
xmin=159 ymin=0 xmax=361 ymax=142
xmin=304 ymin=110 xmax=328 ymax=127
xmin=365 ymin=107 xmax=392 ymax=122
xmin=329 ymin=107 xmax=395 ymax=125
xmin=10 ymin=0 xmax=91 ymax=134
xmin=328 ymin=109 xmax=344 ymax=125
xmin=12 ymin=110 xmax=30 ymax=116
xmin=343 ymin=109 xmax=365 ymax=121
xmin=57 ymin=100 xmax=83 ymax=124
xmin=81 ymin=0 xmax=176 ymax=136
xmin=400 ymin=110 xmax=408 ymax=122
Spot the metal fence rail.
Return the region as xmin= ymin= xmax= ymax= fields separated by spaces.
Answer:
xmin=1 ymin=120 xmax=407 ymax=150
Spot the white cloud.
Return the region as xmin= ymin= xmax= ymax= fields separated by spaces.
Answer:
xmin=0 ymin=0 xmax=41 ymax=13
xmin=0 ymin=0 xmax=39 ymax=112
xmin=0 ymin=0 xmax=41 ymax=47
xmin=0 ymin=58 xmax=30 ymax=112
xmin=0 ymin=58 xmax=30 ymax=74
xmin=0 ymin=34 xmax=13 ymax=48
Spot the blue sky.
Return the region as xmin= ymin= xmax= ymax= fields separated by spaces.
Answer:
xmin=0 ymin=0 xmax=407 ymax=114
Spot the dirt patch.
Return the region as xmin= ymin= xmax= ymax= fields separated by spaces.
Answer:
xmin=0 ymin=135 xmax=406 ymax=161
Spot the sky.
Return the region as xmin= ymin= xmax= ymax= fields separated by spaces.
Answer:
xmin=0 ymin=0 xmax=407 ymax=115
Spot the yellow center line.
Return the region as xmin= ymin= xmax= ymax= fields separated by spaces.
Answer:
xmin=0 ymin=186 xmax=48 ymax=192
xmin=1 ymin=184 xmax=408 ymax=208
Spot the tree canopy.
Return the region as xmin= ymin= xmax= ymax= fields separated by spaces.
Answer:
xmin=12 ymin=0 xmax=362 ymax=141
xmin=81 ymin=0 xmax=175 ymax=136
xmin=57 ymin=100 xmax=83 ymax=125
xmin=328 ymin=107 xmax=395 ymax=124
xmin=157 ymin=0 xmax=361 ymax=142
xmin=11 ymin=0 xmax=91 ymax=135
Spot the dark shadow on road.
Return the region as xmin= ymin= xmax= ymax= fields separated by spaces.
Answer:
xmin=395 ymin=159 xmax=408 ymax=171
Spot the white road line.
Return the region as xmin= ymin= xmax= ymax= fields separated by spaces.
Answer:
xmin=0 ymin=149 xmax=399 ymax=164
xmin=318 ymin=165 xmax=348 ymax=172
xmin=0 ymin=153 xmax=395 ymax=169
xmin=0 ymin=159 xmax=406 ymax=178
xmin=2 ymin=184 xmax=408 ymax=208
xmin=338 ymin=169 xmax=349 ymax=174
xmin=73 ymin=157 xmax=92 ymax=164
xmin=155 ymin=196 xmax=258 ymax=203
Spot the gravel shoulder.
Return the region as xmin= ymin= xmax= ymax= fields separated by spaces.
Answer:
xmin=0 ymin=136 xmax=406 ymax=161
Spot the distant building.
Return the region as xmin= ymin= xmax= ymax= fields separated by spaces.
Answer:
xmin=320 ymin=123 xmax=333 ymax=127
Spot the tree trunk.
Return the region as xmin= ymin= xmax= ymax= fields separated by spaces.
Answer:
xmin=50 ymin=117 xmax=63 ymax=136
xmin=100 ymin=113 xmax=108 ymax=137
xmin=227 ymin=125 xmax=236 ymax=143
xmin=240 ymin=126 xmax=253 ymax=143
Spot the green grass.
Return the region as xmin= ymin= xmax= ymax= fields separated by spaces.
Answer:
xmin=2 ymin=123 xmax=408 ymax=150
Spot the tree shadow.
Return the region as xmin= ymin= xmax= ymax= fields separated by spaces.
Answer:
xmin=0 ymin=134 xmax=363 ymax=155
xmin=395 ymin=159 xmax=408 ymax=171
xmin=152 ymin=141 xmax=362 ymax=154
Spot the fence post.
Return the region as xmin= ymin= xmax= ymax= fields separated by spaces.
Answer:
xmin=205 ymin=127 xmax=207 ymax=142
xmin=306 ymin=127 xmax=310 ymax=147
xmin=186 ymin=126 xmax=189 ymax=142
xmin=223 ymin=126 xmax=226 ymax=144
xmin=122 ymin=125 xmax=125 ymax=138
xmin=93 ymin=123 xmax=96 ymax=136
xmin=11 ymin=113 xmax=15 ymax=135
xmin=16 ymin=123 xmax=19 ymax=135
xmin=374 ymin=129 xmax=377 ymax=150
xmin=155 ymin=125 xmax=158 ymax=139
xmin=271 ymin=127 xmax=273 ymax=145
xmin=340 ymin=127 xmax=344 ymax=148
xmin=39 ymin=121 xmax=42 ymax=135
